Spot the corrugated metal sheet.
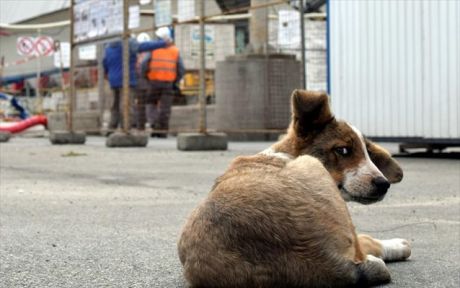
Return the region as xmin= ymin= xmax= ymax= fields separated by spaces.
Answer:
xmin=0 ymin=0 xmax=69 ymax=24
xmin=329 ymin=0 xmax=459 ymax=140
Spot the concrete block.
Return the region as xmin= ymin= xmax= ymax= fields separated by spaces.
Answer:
xmin=177 ymin=133 xmax=228 ymax=151
xmin=106 ymin=132 xmax=148 ymax=148
xmin=216 ymin=55 xmax=300 ymax=135
xmin=0 ymin=131 xmax=12 ymax=142
xmin=49 ymin=131 xmax=86 ymax=145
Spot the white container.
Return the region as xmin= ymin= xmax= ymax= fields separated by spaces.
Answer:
xmin=329 ymin=0 xmax=459 ymax=142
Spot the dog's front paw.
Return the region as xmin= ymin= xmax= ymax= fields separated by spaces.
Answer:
xmin=380 ymin=238 xmax=411 ymax=261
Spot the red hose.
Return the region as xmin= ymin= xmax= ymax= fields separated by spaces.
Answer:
xmin=0 ymin=115 xmax=48 ymax=134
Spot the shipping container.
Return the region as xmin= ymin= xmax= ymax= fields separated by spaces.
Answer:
xmin=328 ymin=0 xmax=459 ymax=145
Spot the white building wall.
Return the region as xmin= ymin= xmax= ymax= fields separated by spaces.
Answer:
xmin=329 ymin=0 xmax=459 ymax=140
xmin=0 ymin=0 xmax=69 ymax=25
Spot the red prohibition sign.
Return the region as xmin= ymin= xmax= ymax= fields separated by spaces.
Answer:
xmin=34 ymin=36 xmax=54 ymax=56
xmin=17 ymin=37 xmax=35 ymax=55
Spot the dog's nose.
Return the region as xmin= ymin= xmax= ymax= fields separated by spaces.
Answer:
xmin=372 ymin=177 xmax=390 ymax=195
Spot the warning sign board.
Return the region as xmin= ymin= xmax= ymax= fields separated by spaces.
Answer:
xmin=17 ymin=36 xmax=54 ymax=57
xmin=34 ymin=36 xmax=54 ymax=56
xmin=16 ymin=37 xmax=35 ymax=56
xmin=155 ymin=0 xmax=172 ymax=27
xmin=73 ymin=0 xmax=123 ymax=42
xmin=54 ymin=42 xmax=70 ymax=68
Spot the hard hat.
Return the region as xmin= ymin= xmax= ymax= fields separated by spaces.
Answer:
xmin=155 ymin=27 xmax=172 ymax=42
xmin=137 ymin=32 xmax=151 ymax=42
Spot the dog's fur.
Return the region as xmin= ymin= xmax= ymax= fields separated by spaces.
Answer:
xmin=178 ymin=90 xmax=411 ymax=287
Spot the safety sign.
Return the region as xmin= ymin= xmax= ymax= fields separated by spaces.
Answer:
xmin=17 ymin=36 xmax=55 ymax=57
xmin=54 ymin=42 xmax=70 ymax=68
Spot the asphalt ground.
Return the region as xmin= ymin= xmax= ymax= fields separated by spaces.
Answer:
xmin=0 ymin=136 xmax=459 ymax=287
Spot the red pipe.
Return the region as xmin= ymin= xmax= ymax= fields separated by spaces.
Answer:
xmin=0 ymin=115 xmax=48 ymax=134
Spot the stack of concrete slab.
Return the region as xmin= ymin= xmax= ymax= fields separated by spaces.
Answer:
xmin=49 ymin=131 xmax=86 ymax=145
xmin=106 ymin=132 xmax=148 ymax=148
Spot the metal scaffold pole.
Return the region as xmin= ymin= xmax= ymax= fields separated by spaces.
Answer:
xmin=55 ymin=41 xmax=67 ymax=108
xmin=299 ymin=0 xmax=306 ymax=89
xmin=177 ymin=0 xmax=227 ymax=151
xmin=68 ymin=3 xmax=75 ymax=131
xmin=97 ymin=43 xmax=105 ymax=125
xmin=122 ymin=0 xmax=130 ymax=133
xmin=105 ymin=0 xmax=147 ymax=147
xmin=198 ymin=0 xmax=207 ymax=134
xmin=49 ymin=0 xmax=85 ymax=145
xmin=36 ymin=28 xmax=42 ymax=114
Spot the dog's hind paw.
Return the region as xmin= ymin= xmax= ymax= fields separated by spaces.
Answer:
xmin=380 ymin=238 xmax=411 ymax=261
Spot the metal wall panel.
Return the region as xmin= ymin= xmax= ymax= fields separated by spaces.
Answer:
xmin=329 ymin=0 xmax=459 ymax=140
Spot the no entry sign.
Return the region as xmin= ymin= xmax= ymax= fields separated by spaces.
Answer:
xmin=17 ymin=37 xmax=34 ymax=56
xmin=17 ymin=36 xmax=55 ymax=56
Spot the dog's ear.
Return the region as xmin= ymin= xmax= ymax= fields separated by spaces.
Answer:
xmin=291 ymin=90 xmax=334 ymax=137
xmin=366 ymin=140 xmax=403 ymax=183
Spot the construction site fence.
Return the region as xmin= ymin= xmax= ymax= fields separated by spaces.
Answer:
xmin=0 ymin=0 xmax=327 ymax=136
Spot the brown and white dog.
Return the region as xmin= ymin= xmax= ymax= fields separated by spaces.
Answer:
xmin=178 ymin=90 xmax=411 ymax=287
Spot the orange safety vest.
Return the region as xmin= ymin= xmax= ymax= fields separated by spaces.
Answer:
xmin=147 ymin=45 xmax=179 ymax=82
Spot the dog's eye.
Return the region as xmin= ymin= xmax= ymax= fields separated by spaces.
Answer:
xmin=335 ymin=147 xmax=350 ymax=156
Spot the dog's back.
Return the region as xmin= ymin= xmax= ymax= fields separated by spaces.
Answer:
xmin=178 ymin=155 xmax=360 ymax=287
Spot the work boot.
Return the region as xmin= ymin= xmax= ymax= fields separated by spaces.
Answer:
xmin=150 ymin=124 xmax=167 ymax=138
xmin=151 ymin=132 xmax=167 ymax=138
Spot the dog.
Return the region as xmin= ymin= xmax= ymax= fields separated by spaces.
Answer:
xmin=178 ymin=90 xmax=411 ymax=287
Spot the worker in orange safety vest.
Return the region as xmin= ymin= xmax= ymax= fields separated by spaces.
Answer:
xmin=143 ymin=27 xmax=185 ymax=138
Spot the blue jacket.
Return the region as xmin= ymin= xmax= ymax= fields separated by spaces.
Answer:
xmin=103 ymin=39 xmax=166 ymax=88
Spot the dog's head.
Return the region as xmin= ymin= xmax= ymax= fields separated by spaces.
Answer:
xmin=277 ymin=90 xmax=403 ymax=204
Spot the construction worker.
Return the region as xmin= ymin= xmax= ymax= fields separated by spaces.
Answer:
xmin=146 ymin=27 xmax=185 ymax=138
xmin=103 ymin=38 xmax=166 ymax=134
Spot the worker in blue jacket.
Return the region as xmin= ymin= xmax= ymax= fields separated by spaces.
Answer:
xmin=103 ymin=38 xmax=166 ymax=132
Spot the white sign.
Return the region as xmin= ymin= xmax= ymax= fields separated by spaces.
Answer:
xmin=278 ymin=10 xmax=300 ymax=48
xmin=54 ymin=42 xmax=70 ymax=68
xmin=191 ymin=26 xmax=214 ymax=60
xmin=155 ymin=0 xmax=172 ymax=27
xmin=17 ymin=36 xmax=54 ymax=56
xmin=129 ymin=5 xmax=140 ymax=29
xmin=140 ymin=0 xmax=151 ymax=4
xmin=79 ymin=44 xmax=97 ymax=60
xmin=74 ymin=0 xmax=123 ymax=42
xmin=177 ymin=0 xmax=195 ymax=22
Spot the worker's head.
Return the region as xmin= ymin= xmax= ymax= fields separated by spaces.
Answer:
xmin=155 ymin=27 xmax=173 ymax=43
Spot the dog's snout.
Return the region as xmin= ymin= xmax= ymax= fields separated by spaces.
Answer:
xmin=372 ymin=177 xmax=390 ymax=195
